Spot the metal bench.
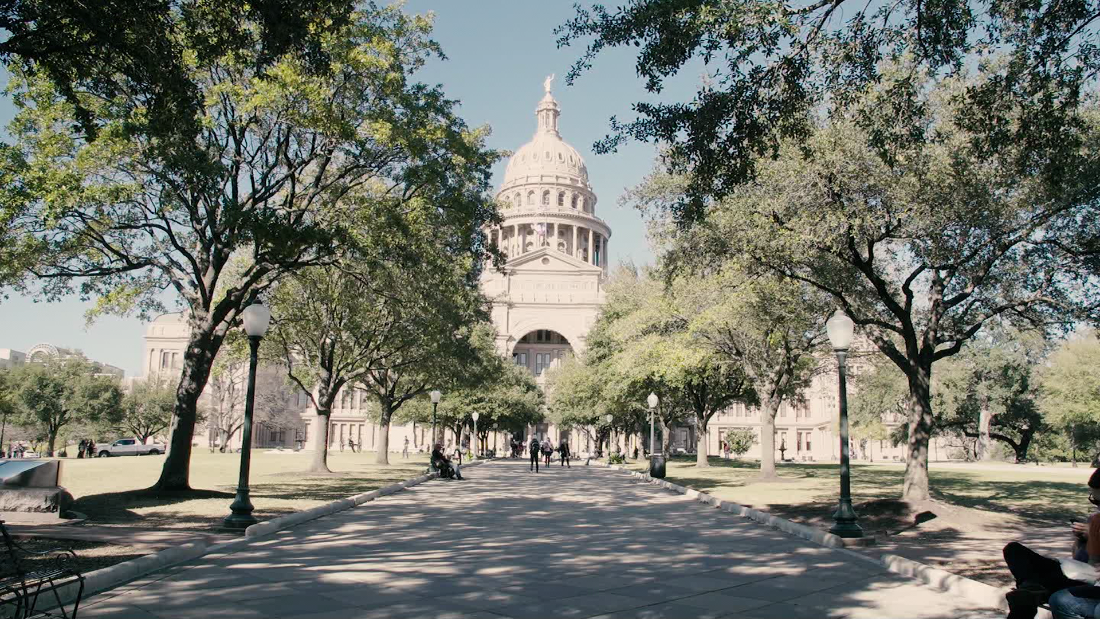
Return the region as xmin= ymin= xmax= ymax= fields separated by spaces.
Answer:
xmin=0 ymin=521 xmax=84 ymax=618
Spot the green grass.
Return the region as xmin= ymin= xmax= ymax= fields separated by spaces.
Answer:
xmin=58 ymin=449 xmax=433 ymax=530
xmin=625 ymin=456 xmax=1084 ymax=525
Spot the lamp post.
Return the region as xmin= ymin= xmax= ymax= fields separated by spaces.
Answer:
xmin=647 ymin=392 xmax=665 ymax=478
xmin=429 ymin=390 xmax=441 ymax=470
xmin=224 ymin=302 xmax=271 ymax=530
xmin=826 ymin=309 xmax=863 ymax=539
xmin=604 ymin=413 xmax=614 ymax=460
xmin=471 ymin=412 xmax=480 ymax=458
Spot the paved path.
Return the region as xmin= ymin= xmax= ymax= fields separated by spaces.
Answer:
xmin=5 ymin=524 xmax=234 ymax=549
xmin=80 ymin=461 xmax=1000 ymax=619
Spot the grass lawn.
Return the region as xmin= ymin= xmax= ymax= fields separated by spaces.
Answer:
xmin=624 ymin=456 xmax=1084 ymax=525
xmin=59 ymin=449 xmax=433 ymax=530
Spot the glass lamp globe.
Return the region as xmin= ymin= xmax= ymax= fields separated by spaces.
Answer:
xmin=472 ymin=412 xmax=480 ymax=422
xmin=241 ymin=303 xmax=271 ymax=338
xmin=826 ymin=309 xmax=855 ymax=351
xmin=647 ymin=393 xmax=659 ymax=409
xmin=430 ymin=390 xmax=441 ymax=404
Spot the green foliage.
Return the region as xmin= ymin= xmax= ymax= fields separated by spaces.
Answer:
xmin=1039 ymin=330 xmax=1100 ymax=461
xmin=5 ymin=359 xmax=123 ymax=456
xmin=558 ymin=1 xmax=1100 ymax=226
xmin=3 ymin=3 xmax=500 ymax=489
xmin=643 ymin=67 xmax=1100 ymax=500
xmin=118 ymin=376 xmax=177 ymax=444
xmin=725 ymin=429 xmax=756 ymax=459
xmin=608 ymin=453 xmax=626 ymax=464
xmin=397 ymin=332 xmax=544 ymax=445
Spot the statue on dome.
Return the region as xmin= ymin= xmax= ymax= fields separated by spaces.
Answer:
xmin=543 ymin=74 xmax=555 ymax=94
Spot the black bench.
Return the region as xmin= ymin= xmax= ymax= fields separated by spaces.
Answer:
xmin=0 ymin=520 xmax=84 ymax=618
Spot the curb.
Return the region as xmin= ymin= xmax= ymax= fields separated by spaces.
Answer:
xmin=602 ymin=463 xmax=1006 ymax=612
xmin=46 ymin=459 xmax=493 ymax=611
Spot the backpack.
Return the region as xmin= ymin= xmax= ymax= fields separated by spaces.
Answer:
xmin=529 ymin=440 xmax=540 ymax=453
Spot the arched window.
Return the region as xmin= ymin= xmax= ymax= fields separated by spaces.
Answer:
xmin=514 ymin=193 xmax=521 ymax=206
xmin=542 ymin=190 xmax=550 ymax=206
xmin=557 ymin=192 xmax=565 ymax=207
xmin=582 ymin=198 xmax=589 ymax=212
xmin=571 ymin=195 xmax=578 ymax=209
xmin=527 ymin=191 xmax=535 ymax=205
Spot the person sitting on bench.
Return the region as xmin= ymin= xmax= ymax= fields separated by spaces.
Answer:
xmin=1002 ymin=468 xmax=1100 ymax=618
xmin=431 ymin=443 xmax=463 ymax=480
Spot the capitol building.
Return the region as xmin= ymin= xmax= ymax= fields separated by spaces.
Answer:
xmin=138 ymin=80 xmax=931 ymax=464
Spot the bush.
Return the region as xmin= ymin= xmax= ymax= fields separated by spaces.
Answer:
xmin=609 ymin=453 xmax=626 ymax=464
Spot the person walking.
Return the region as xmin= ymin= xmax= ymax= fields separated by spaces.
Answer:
xmin=559 ymin=440 xmax=571 ymax=468
xmin=403 ymin=437 xmax=410 ymax=459
xmin=348 ymin=437 xmax=356 ymax=453
xmin=529 ymin=435 xmax=540 ymax=473
xmin=542 ymin=438 xmax=553 ymax=468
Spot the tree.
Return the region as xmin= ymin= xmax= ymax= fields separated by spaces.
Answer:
xmin=0 ymin=1 xmax=354 ymax=149
xmin=1039 ymin=331 xmax=1100 ymax=463
xmin=725 ymin=428 xmax=756 ymax=460
xmin=646 ymin=68 xmax=1100 ymax=501
xmin=935 ymin=329 xmax=1047 ymax=462
xmin=119 ymin=376 xmax=177 ymax=444
xmin=677 ymin=269 xmax=827 ymax=477
xmin=557 ymin=0 xmax=1100 ymax=225
xmin=9 ymin=359 xmax=123 ymax=456
xmin=5 ymin=4 xmax=499 ymax=489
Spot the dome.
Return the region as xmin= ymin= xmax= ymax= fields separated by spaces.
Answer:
xmin=501 ymin=91 xmax=591 ymax=190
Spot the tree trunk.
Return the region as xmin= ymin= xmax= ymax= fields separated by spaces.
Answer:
xmin=977 ymin=401 xmax=994 ymax=461
xmin=696 ymin=413 xmax=709 ymax=467
xmin=152 ymin=321 xmax=223 ymax=490
xmin=758 ymin=396 xmax=780 ymax=479
xmin=46 ymin=429 xmax=57 ymax=458
xmin=375 ymin=402 xmax=392 ymax=465
xmin=310 ymin=411 xmax=332 ymax=473
xmin=903 ymin=365 xmax=934 ymax=501
xmin=660 ymin=419 xmax=672 ymax=455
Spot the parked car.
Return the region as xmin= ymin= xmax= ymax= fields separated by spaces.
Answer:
xmin=95 ymin=438 xmax=165 ymax=457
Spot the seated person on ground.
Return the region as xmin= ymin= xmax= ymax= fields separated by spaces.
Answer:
xmin=1002 ymin=468 xmax=1100 ymax=619
xmin=430 ymin=442 xmax=463 ymax=480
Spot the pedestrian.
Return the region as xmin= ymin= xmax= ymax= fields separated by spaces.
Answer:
xmin=529 ymin=435 xmax=540 ymax=473
xmin=542 ymin=437 xmax=553 ymax=468
xmin=724 ymin=441 xmax=731 ymax=460
xmin=633 ymin=446 xmax=639 ymax=460
xmin=348 ymin=437 xmax=356 ymax=453
xmin=559 ymin=440 xmax=570 ymax=468
xmin=76 ymin=439 xmax=85 ymax=459
xmin=403 ymin=437 xmax=410 ymax=459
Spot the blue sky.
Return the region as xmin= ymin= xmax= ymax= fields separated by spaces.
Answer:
xmin=0 ymin=1 xmax=683 ymax=376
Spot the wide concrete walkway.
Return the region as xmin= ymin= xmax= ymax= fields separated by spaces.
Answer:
xmin=80 ymin=461 xmax=1000 ymax=618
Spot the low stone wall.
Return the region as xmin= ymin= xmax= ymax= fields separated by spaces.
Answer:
xmin=605 ymin=463 xmax=1008 ymax=612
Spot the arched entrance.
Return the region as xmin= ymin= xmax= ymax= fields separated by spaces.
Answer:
xmin=510 ymin=329 xmax=574 ymax=379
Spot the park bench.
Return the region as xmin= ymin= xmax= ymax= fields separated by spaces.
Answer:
xmin=0 ymin=521 xmax=84 ymax=618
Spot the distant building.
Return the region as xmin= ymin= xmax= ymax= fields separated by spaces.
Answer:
xmin=0 ymin=344 xmax=124 ymax=378
xmin=0 ymin=349 xmax=26 ymax=370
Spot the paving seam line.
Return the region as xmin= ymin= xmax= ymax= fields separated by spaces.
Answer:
xmin=602 ymin=463 xmax=1009 ymax=612
xmin=42 ymin=458 xmax=494 ymax=612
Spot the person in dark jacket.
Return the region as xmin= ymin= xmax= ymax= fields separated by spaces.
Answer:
xmin=529 ymin=435 xmax=540 ymax=473
xmin=431 ymin=443 xmax=463 ymax=480
xmin=559 ymin=440 xmax=570 ymax=468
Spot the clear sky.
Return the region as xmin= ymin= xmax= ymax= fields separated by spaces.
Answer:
xmin=0 ymin=1 xmax=679 ymax=377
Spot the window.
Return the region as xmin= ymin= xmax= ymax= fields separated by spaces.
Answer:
xmin=513 ymin=352 xmax=528 ymax=368
xmin=797 ymin=432 xmax=803 ymax=452
xmin=542 ymin=190 xmax=550 ymax=205
xmin=535 ymin=353 xmax=552 ymax=376
xmin=558 ymin=192 xmax=565 ymax=206
xmin=527 ymin=191 xmax=534 ymax=205
xmin=582 ymin=198 xmax=588 ymax=211
xmin=161 ymin=351 xmax=171 ymax=369
xmin=571 ymin=195 xmax=578 ymax=209
xmin=806 ymin=434 xmax=812 ymax=452
xmin=269 ymin=429 xmax=285 ymax=443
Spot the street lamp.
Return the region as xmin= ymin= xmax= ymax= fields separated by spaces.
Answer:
xmin=826 ymin=309 xmax=863 ymax=539
xmin=429 ymin=390 xmax=441 ymax=472
xmin=647 ymin=393 xmax=665 ymax=478
xmin=604 ymin=413 xmax=614 ymax=459
xmin=224 ymin=302 xmax=271 ymax=530
xmin=471 ymin=412 xmax=480 ymax=458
